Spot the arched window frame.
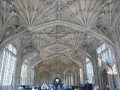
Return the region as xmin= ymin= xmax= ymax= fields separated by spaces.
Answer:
xmin=0 ymin=44 xmax=17 ymax=86
xmin=97 ymin=43 xmax=118 ymax=75
xmin=86 ymin=58 xmax=94 ymax=83
xmin=97 ymin=43 xmax=115 ymax=67
xmin=20 ymin=59 xmax=29 ymax=85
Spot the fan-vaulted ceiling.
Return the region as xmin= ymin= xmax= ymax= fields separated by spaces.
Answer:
xmin=0 ymin=0 xmax=120 ymax=66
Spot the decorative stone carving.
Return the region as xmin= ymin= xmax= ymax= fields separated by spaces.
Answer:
xmin=34 ymin=60 xmax=80 ymax=86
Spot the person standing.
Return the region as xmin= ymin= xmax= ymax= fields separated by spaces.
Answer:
xmin=41 ymin=83 xmax=49 ymax=90
xmin=17 ymin=86 xmax=25 ymax=90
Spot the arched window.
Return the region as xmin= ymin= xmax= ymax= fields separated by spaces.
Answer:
xmin=118 ymin=23 xmax=120 ymax=34
xmin=80 ymin=68 xmax=83 ymax=84
xmin=64 ymin=69 xmax=77 ymax=86
xmin=0 ymin=44 xmax=17 ymax=86
xmin=66 ymin=71 xmax=73 ymax=85
xmin=39 ymin=71 xmax=50 ymax=85
xmin=97 ymin=43 xmax=117 ymax=74
xmin=97 ymin=43 xmax=115 ymax=66
xmin=86 ymin=58 xmax=94 ymax=83
xmin=20 ymin=59 xmax=28 ymax=85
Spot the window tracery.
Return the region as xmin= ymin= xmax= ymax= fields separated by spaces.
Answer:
xmin=97 ymin=43 xmax=115 ymax=67
xmin=0 ymin=44 xmax=17 ymax=86
xmin=86 ymin=58 xmax=94 ymax=83
xmin=20 ymin=59 xmax=29 ymax=85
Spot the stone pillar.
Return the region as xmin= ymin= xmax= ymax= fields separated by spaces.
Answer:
xmin=77 ymin=69 xmax=80 ymax=85
xmin=0 ymin=48 xmax=4 ymax=88
xmin=29 ymin=67 xmax=34 ymax=86
xmin=114 ymin=75 xmax=120 ymax=89
xmin=34 ymin=67 xmax=38 ymax=86
xmin=82 ymin=61 xmax=87 ymax=84
xmin=112 ymin=26 xmax=120 ymax=88
xmin=14 ymin=48 xmax=23 ymax=90
xmin=108 ymin=75 xmax=114 ymax=90
xmin=113 ymin=26 xmax=120 ymax=76
xmin=14 ymin=60 xmax=22 ymax=90
xmin=90 ymin=50 xmax=102 ymax=89
xmin=112 ymin=48 xmax=120 ymax=89
xmin=27 ymin=61 xmax=32 ymax=85
xmin=79 ymin=68 xmax=84 ymax=84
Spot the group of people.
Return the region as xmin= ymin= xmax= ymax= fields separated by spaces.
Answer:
xmin=17 ymin=77 xmax=64 ymax=90
xmin=17 ymin=77 xmax=100 ymax=90
xmin=84 ymin=82 xmax=99 ymax=90
xmin=17 ymin=84 xmax=99 ymax=90
xmin=17 ymin=85 xmax=51 ymax=90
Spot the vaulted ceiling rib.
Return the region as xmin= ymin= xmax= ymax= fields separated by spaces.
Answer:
xmin=0 ymin=0 xmax=120 ymax=66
